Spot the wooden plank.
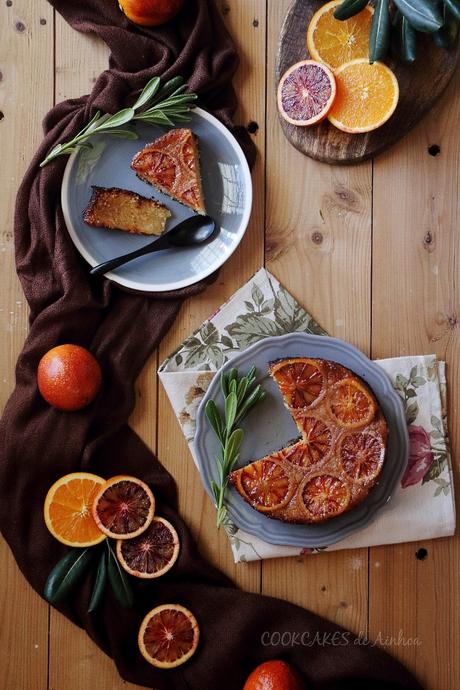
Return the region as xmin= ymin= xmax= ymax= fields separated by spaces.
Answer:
xmin=370 ymin=65 xmax=460 ymax=690
xmin=262 ymin=0 xmax=372 ymax=636
xmin=0 ymin=1 xmax=54 ymax=688
xmin=49 ymin=14 xmax=142 ymax=690
xmin=157 ymin=0 xmax=266 ymax=590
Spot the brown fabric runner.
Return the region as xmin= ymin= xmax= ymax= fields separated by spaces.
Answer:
xmin=0 ymin=1 xmax=424 ymax=688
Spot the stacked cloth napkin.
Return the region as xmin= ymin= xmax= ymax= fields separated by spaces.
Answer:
xmin=159 ymin=268 xmax=456 ymax=562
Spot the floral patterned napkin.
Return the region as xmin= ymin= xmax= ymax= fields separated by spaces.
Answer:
xmin=158 ymin=268 xmax=456 ymax=562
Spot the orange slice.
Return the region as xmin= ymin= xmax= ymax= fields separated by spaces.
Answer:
xmin=328 ymin=59 xmax=399 ymax=133
xmin=298 ymin=417 xmax=332 ymax=464
xmin=329 ymin=377 xmax=377 ymax=428
xmin=340 ymin=431 xmax=385 ymax=483
xmin=116 ymin=517 xmax=180 ymax=579
xmin=277 ymin=60 xmax=336 ymax=126
xmin=302 ymin=474 xmax=350 ymax=520
xmin=92 ymin=475 xmax=155 ymax=540
xmin=306 ymin=0 xmax=373 ymax=71
xmin=44 ymin=472 xmax=106 ymax=547
xmin=237 ymin=460 xmax=292 ymax=512
xmin=270 ymin=358 xmax=324 ymax=409
xmin=138 ymin=604 xmax=200 ymax=669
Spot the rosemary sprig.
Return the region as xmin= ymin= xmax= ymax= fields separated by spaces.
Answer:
xmin=205 ymin=366 xmax=266 ymax=528
xmin=40 ymin=76 xmax=197 ymax=167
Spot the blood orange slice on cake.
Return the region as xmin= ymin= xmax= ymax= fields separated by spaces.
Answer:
xmin=131 ymin=128 xmax=205 ymax=214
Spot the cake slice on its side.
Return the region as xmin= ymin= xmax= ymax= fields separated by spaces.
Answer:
xmin=131 ymin=128 xmax=206 ymax=214
xmin=83 ymin=187 xmax=171 ymax=236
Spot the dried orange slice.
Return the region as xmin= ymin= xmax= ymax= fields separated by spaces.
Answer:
xmin=277 ymin=60 xmax=336 ymax=126
xmin=270 ymin=358 xmax=324 ymax=409
xmin=116 ymin=517 xmax=180 ymax=579
xmin=44 ymin=472 xmax=106 ymax=547
xmin=306 ymin=0 xmax=373 ymax=71
xmin=138 ymin=604 xmax=199 ymax=669
xmin=92 ymin=475 xmax=155 ymax=540
xmin=237 ymin=460 xmax=291 ymax=512
xmin=302 ymin=474 xmax=350 ymax=520
xmin=340 ymin=431 xmax=385 ymax=483
xmin=329 ymin=377 xmax=376 ymax=428
xmin=328 ymin=59 xmax=399 ymax=133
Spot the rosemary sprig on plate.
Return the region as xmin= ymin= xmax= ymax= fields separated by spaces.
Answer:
xmin=205 ymin=366 xmax=266 ymax=529
xmin=40 ymin=76 xmax=197 ymax=167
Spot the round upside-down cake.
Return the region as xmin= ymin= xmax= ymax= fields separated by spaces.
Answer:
xmin=229 ymin=358 xmax=388 ymax=524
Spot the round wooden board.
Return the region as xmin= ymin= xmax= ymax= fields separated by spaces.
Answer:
xmin=276 ymin=0 xmax=460 ymax=164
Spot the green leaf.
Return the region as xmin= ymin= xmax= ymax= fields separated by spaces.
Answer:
xmin=224 ymin=391 xmax=238 ymax=432
xmin=334 ymin=0 xmax=369 ymax=20
xmin=236 ymin=377 xmax=250 ymax=406
xmin=224 ymin=428 xmax=244 ymax=470
xmin=44 ymin=548 xmax=94 ymax=605
xmin=205 ymin=400 xmax=224 ymax=442
xmin=94 ymin=129 xmax=138 ymax=140
xmin=399 ymin=16 xmax=418 ymax=62
xmin=154 ymin=76 xmax=186 ymax=102
xmin=80 ymin=110 xmax=102 ymax=136
xmin=393 ymin=0 xmax=443 ymax=32
xmin=370 ymin=0 xmax=390 ymax=62
xmin=107 ymin=543 xmax=133 ymax=608
xmin=132 ymin=76 xmax=161 ymax=110
xmin=96 ymin=108 xmax=135 ymax=130
xmin=87 ymin=549 xmax=107 ymax=613
xmin=444 ymin=0 xmax=460 ymax=21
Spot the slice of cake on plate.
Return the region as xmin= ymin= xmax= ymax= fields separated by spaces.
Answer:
xmin=83 ymin=186 xmax=171 ymax=236
xmin=131 ymin=128 xmax=206 ymax=214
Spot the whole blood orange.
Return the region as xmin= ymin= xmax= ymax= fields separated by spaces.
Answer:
xmin=277 ymin=60 xmax=336 ymax=127
xmin=37 ymin=344 xmax=102 ymax=411
xmin=244 ymin=660 xmax=306 ymax=690
xmin=119 ymin=0 xmax=184 ymax=27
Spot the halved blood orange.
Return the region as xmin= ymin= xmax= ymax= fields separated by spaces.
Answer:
xmin=270 ymin=358 xmax=324 ymax=409
xmin=302 ymin=474 xmax=350 ymax=520
xmin=340 ymin=431 xmax=385 ymax=483
xmin=298 ymin=417 xmax=332 ymax=464
xmin=277 ymin=60 xmax=336 ymax=127
xmin=138 ymin=604 xmax=199 ymax=669
xmin=92 ymin=475 xmax=155 ymax=540
xmin=44 ymin=472 xmax=106 ymax=547
xmin=237 ymin=460 xmax=291 ymax=512
xmin=329 ymin=378 xmax=376 ymax=428
xmin=116 ymin=517 xmax=180 ymax=579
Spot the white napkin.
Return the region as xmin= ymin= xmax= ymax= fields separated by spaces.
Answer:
xmin=159 ymin=268 xmax=455 ymax=562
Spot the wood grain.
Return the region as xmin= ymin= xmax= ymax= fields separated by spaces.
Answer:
xmin=263 ymin=0 xmax=372 ymax=637
xmin=0 ymin=1 xmax=54 ymax=688
xmin=369 ymin=58 xmax=460 ymax=690
xmin=276 ymin=0 xmax=460 ymax=164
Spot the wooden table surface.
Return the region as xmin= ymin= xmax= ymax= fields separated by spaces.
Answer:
xmin=1 ymin=1 xmax=459 ymax=688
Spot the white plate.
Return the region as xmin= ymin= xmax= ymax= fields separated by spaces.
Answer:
xmin=61 ymin=107 xmax=252 ymax=292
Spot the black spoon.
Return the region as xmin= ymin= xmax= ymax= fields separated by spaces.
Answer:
xmin=89 ymin=215 xmax=218 ymax=278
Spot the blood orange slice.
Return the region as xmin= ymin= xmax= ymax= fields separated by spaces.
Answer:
xmin=329 ymin=378 xmax=376 ymax=428
xmin=44 ymin=472 xmax=106 ymax=547
xmin=138 ymin=604 xmax=199 ymax=669
xmin=340 ymin=431 xmax=385 ymax=483
xmin=116 ymin=517 xmax=180 ymax=579
xmin=302 ymin=474 xmax=350 ymax=520
xmin=298 ymin=417 xmax=332 ymax=465
xmin=277 ymin=60 xmax=336 ymax=126
xmin=237 ymin=460 xmax=291 ymax=512
xmin=270 ymin=358 xmax=324 ymax=409
xmin=92 ymin=475 xmax=155 ymax=539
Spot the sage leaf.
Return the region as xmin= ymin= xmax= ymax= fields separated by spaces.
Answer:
xmin=132 ymin=76 xmax=161 ymax=110
xmin=94 ymin=129 xmax=138 ymax=140
xmin=444 ymin=0 xmax=460 ymax=21
xmin=205 ymin=400 xmax=224 ymax=442
xmin=107 ymin=543 xmax=133 ymax=608
xmin=87 ymin=550 xmax=107 ymax=613
xmin=96 ymin=108 xmax=135 ymax=130
xmin=44 ymin=548 xmax=94 ymax=605
xmin=393 ymin=0 xmax=443 ymax=33
xmin=370 ymin=0 xmax=390 ymax=62
xmin=81 ymin=110 xmax=103 ymax=136
xmin=224 ymin=428 xmax=244 ymax=470
xmin=224 ymin=391 xmax=238 ymax=432
xmin=154 ymin=76 xmax=186 ymax=102
xmin=334 ymin=0 xmax=369 ymax=20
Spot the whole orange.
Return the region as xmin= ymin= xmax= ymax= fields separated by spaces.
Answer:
xmin=119 ymin=0 xmax=184 ymax=26
xmin=37 ymin=344 xmax=102 ymax=411
xmin=244 ymin=660 xmax=306 ymax=690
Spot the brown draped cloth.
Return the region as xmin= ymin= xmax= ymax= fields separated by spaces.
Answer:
xmin=0 ymin=1 xmax=424 ymax=688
